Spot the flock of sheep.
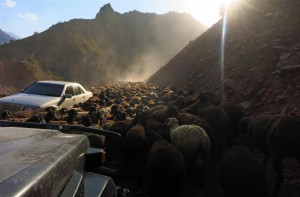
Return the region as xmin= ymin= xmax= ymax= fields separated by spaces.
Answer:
xmin=1 ymin=81 xmax=299 ymax=197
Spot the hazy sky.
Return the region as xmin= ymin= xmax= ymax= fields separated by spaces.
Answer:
xmin=0 ymin=0 xmax=233 ymax=38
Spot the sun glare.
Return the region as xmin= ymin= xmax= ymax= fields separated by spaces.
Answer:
xmin=187 ymin=0 xmax=236 ymax=27
xmin=223 ymin=0 xmax=236 ymax=6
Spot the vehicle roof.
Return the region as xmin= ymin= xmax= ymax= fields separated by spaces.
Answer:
xmin=37 ymin=80 xmax=80 ymax=85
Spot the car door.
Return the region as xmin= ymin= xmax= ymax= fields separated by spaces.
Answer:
xmin=59 ymin=85 xmax=76 ymax=109
xmin=73 ymin=84 xmax=88 ymax=104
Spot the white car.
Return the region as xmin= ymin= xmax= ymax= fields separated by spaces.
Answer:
xmin=0 ymin=81 xmax=93 ymax=112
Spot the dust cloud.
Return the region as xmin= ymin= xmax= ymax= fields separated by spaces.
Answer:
xmin=121 ymin=49 xmax=165 ymax=82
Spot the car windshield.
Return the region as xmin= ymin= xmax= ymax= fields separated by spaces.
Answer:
xmin=22 ymin=82 xmax=64 ymax=97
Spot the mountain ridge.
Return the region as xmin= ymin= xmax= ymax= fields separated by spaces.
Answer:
xmin=0 ymin=4 xmax=207 ymax=87
xmin=0 ymin=29 xmax=17 ymax=44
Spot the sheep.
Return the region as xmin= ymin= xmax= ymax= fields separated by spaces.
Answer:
xmin=176 ymin=113 xmax=218 ymax=160
xmin=81 ymin=115 xmax=93 ymax=127
xmin=219 ymin=146 xmax=268 ymax=197
xmin=92 ymin=110 xmax=104 ymax=126
xmin=219 ymin=102 xmax=246 ymax=146
xmin=242 ymin=115 xmax=279 ymax=166
xmin=195 ymin=92 xmax=214 ymax=114
xmin=165 ymin=117 xmax=180 ymax=132
xmin=198 ymin=106 xmax=231 ymax=151
xmin=181 ymin=100 xmax=200 ymax=115
xmin=201 ymin=90 xmax=220 ymax=106
xmin=170 ymin=124 xmax=211 ymax=191
xmin=0 ymin=110 xmax=11 ymax=120
xmin=172 ymin=95 xmax=186 ymax=110
xmin=66 ymin=109 xmax=78 ymax=124
xmin=43 ymin=106 xmax=57 ymax=123
xmin=267 ymin=114 xmax=300 ymax=197
xmin=239 ymin=114 xmax=300 ymax=197
xmin=107 ymin=120 xmax=131 ymax=138
xmin=150 ymin=105 xmax=169 ymax=122
xmin=145 ymin=118 xmax=170 ymax=142
xmin=150 ymin=105 xmax=179 ymax=123
xmin=180 ymin=92 xmax=213 ymax=115
xmin=25 ymin=114 xmax=46 ymax=123
xmin=108 ymin=104 xmax=121 ymax=120
xmin=122 ymin=125 xmax=148 ymax=187
xmin=132 ymin=107 xmax=151 ymax=126
xmin=115 ymin=112 xmax=127 ymax=121
xmin=146 ymin=140 xmax=186 ymax=197
xmin=166 ymin=105 xmax=179 ymax=118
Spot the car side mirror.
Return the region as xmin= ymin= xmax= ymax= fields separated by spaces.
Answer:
xmin=63 ymin=94 xmax=72 ymax=99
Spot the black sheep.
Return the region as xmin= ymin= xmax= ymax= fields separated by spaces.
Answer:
xmin=66 ymin=109 xmax=78 ymax=124
xmin=115 ymin=112 xmax=127 ymax=121
xmin=267 ymin=114 xmax=300 ymax=197
xmin=242 ymin=115 xmax=279 ymax=166
xmin=145 ymin=118 xmax=170 ymax=142
xmin=219 ymin=146 xmax=268 ymax=197
xmin=180 ymin=93 xmax=213 ymax=116
xmin=220 ymin=102 xmax=246 ymax=146
xmin=0 ymin=110 xmax=11 ymax=120
xmin=146 ymin=140 xmax=186 ymax=197
xmin=26 ymin=114 xmax=46 ymax=123
xmin=198 ymin=106 xmax=231 ymax=151
xmin=173 ymin=95 xmax=186 ymax=110
xmin=82 ymin=115 xmax=93 ymax=127
xmin=43 ymin=107 xmax=57 ymax=123
xmin=122 ymin=125 xmax=148 ymax=187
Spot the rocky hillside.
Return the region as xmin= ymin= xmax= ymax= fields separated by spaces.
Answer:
xmin=147 ymin=0 xmax=300 ymax=116
xmin=0 ymin=4 xmax=207 ymax=86
xmin=0 ymin=60 xmax=50 ymax=95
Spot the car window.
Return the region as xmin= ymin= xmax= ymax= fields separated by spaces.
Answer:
xmin=65 ymin=85 xmax=75 ymax=96
xmin=22 ymin=82 xmax=64 ymax=97
xmin=74 ymin=85 xmax=84 ymax=95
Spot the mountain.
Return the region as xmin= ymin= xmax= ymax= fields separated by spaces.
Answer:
xmin=0 ymin=60 xmax=51 ymax=95
xmin=147 ymin=0 xmax=300 ymax=116
xmin=5 ymin=32 xmax=21 ymax=39
xmin=0 ymin=29 xmax=16 ymax=44
xmin=0 ymin=4 xmax=207 ymax=86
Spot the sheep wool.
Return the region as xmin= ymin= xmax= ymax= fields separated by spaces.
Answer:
xmin=171 ymin=125 xmax=211 ymax=166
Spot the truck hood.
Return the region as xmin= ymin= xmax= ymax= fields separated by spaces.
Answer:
xmin=0 ymin=93 xmax=61 ymax=108
xmin=0 ymin=127 xmax=89 ymax=195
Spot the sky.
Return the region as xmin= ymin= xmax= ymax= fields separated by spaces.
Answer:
xmin=0 ymin=0 xmax=233 ymax=38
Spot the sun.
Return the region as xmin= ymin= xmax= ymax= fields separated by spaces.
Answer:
xmin=187 ymin=0 xmax=236 ymax=27
xmin=222 ymin=0 xmax=236 ymax=6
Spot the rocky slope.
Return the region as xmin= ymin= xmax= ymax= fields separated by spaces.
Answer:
xmin=0 ymin=60 xmax=50 ymax=95
xmin=147 ymin=0 xmax=300 ymax=116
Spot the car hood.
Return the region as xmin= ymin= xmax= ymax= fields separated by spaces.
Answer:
xmin=0 ymin=93 xmax=61 ymax=108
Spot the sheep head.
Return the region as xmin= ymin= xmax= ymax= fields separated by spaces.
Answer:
xmin=165 ymin=117 xmax=180 ymax=130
